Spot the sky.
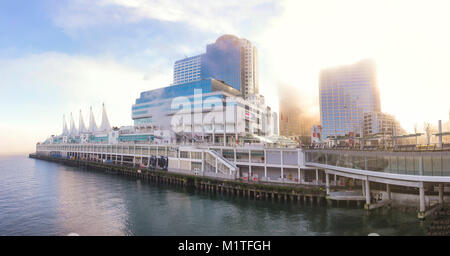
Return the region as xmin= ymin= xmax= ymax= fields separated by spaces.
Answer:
xmin=1 ymin=0 xmax=450 ymax=155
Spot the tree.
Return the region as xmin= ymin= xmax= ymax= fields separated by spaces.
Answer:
xmin=423 ymin=122 xmax=436 ymax=145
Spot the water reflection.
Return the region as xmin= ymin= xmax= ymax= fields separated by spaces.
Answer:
xmin=55 ymin=166 xmax=128 ymax=235
xmin=0 ymin=156 xmax=428 ymax=236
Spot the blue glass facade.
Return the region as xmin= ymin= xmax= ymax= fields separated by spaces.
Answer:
xmin=119 ymin=134 xmax=153 ymax=142
xmin=89 ymin=135 xmax=108 ymax=143
xmin=132 ymin=78 xmax=241 ymax=123
xmin=319 ymin=60 xmax=381 ymax=138
xmin=136 ymin=79 xmax=215 ymax=105
xmin=173 ymin=35 xmax=243 ymax=92
xmin=201 ymin=35 xmax=242 ymax=91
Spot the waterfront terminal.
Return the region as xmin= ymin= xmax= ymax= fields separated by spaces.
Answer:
xmin=34 ymin=104 xmax=450 ymax=220
xmin=33 ymin=35 xmax=449 ymax=220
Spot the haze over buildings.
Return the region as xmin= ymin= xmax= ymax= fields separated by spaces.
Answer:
xmin=319 ymin=59 xmax=381 ymax=138
xmin=278 ymin=83 xmax=319 ymax=144
xmin=2 ymin=1 xmax=450 ymax=154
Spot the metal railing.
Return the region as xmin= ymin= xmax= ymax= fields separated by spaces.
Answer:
xmin=305 ymin=143 xmax=450 ymax=152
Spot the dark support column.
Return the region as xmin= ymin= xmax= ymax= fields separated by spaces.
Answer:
xmin=439 ymin=184 xmax=444 ymax=205
xmin=386 ymin=184 xmax=391 ymax=200
xmin=418 ymin=182 xmax=426 ymax=219
xmin=364 ymin=179 xmax=371 ymax=210
xmin=325 ymin=172 xmax=330 ymax=195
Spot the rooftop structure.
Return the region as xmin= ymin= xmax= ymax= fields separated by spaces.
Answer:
xmin=44 ymin=104 xmax=112 ymax=145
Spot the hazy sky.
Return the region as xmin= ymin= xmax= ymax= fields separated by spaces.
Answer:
xmin=1 ymin=0 xmax=450 ymax=155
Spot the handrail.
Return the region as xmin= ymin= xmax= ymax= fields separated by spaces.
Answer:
xmin=205 ymin=149 xmax=237 ymax=171
xmin=304 ymin=144 xmax=450 ymax=152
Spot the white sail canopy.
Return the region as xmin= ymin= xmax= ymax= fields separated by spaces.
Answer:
xmin=88 ymin=106 xmax=98 ymax=133
xmin=69 ymin=112 xmax=78 ymax=136
xmin=61 ymin=105 xmax=111 ymax=136
xmin=78 ymin=110 xmax=87 ymax=134
xmin=98 ymin=103 xmax=111 ymax=133
xmin=62 ymin=114 xmax=69 ymax=136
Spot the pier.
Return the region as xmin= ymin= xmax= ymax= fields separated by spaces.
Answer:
xmin=32 ymin=142 xmax=450 ymax=219
xmin=29 ymin=154 xmax=328 ymax=206
xmin=306 ymin=148 xmax=450 ymax=219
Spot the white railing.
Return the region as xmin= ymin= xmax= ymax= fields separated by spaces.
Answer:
xmin=206 ymin=149 xmax=238 ymax=172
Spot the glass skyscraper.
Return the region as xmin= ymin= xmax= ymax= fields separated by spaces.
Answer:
xmin=319 ymin=59 xmax=381 ymax=138
xmin=201 ymin=35 xmax=242 ymax=91
xmin=173 ymin=35 xmax=258 ymax=99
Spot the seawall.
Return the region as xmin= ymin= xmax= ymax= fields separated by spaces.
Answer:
xmin=29 ymin=154 xmax=328 ymax=206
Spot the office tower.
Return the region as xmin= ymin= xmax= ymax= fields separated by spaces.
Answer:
xmin=201 ymin=35 xmax=242 ymax=91
xmin=319 ymin=59 xmax=381 ymax=138
xmin=240 ymin=38 xmax=259 ymax=98
xmin=279 ymin=84 xmax=319 ymax=144
xmin=363 ymin=112 xmax=404 ymax=137
xmin=173 ymin=55 xmax=202 ymax=85
xmin=173 ymin=35 xmax=259 ymax=99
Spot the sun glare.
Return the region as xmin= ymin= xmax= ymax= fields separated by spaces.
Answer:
xmin=256 ymin=0 xmax=450 ymax=133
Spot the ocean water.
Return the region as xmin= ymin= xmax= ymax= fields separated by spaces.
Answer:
xmin=0 ymin=155 xmax=428 ymax=236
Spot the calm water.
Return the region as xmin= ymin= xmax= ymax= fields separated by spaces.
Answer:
xmin=0 ymin=155 xmax=429 ymax=236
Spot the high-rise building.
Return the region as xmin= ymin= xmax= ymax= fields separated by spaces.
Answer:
xmin=173 ymin=55 xmax=202 ymax=85
xmin=173 ymin=35 xmax=259 ymax=99
xmin=319 ymin=59 xmax=381 ymax=138
xmin=363 ymin=112 xmax=405 ymax=137
xmin=240 ymin=38 xmax=259 ymax=98
xmin=278 ymin=84 xmax=319 ymax=144
xmin=279 ymin=105 xmax=318 ymax=143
